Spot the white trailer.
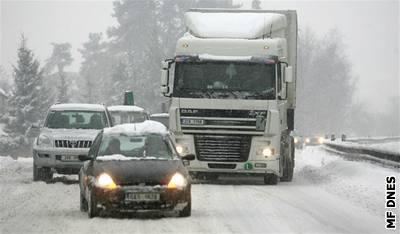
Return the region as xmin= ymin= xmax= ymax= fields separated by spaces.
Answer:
xmin=161 ymin=9 xmax=297 ymax=184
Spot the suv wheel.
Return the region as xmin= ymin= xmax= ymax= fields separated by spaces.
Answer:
xmin=80 ymin=192 xmax=88 ymax=212
xmin=33 ymin=163 xmax=53 ymax=182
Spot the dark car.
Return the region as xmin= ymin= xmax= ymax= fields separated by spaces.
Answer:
xmin=78 ymin=120 xmax=194 ymax=218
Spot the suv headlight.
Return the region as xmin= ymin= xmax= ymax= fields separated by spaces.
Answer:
xmin=37 ymin=134 xmax=52 ymax=147
xmin=167 ymin=173 xmax=187 ymax=190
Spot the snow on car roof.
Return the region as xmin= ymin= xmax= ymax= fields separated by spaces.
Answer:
xmin=104 ymin=120 xmax=167 ymax=135
xmin=185 ymin=12 xmax=286 ymax=39
xmin=50 ymin=103 xmax=106 ymax=111
xmin=150 ymin=113 xmax=169 ymax=117
xmin=107 ymin=105 xmax=145 ymax=112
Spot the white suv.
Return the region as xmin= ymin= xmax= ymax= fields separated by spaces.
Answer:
xmin=32 ymin=103 xmax=112 ymax=181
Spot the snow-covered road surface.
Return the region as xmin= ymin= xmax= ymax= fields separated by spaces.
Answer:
xmin=1 ymin=147 xmax=398 ymax=234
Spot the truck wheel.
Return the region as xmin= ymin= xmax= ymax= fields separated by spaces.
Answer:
xmin=264 ymin=174 xmax=278 ymax=185
xmin=80 ymin=192 xmax=88 ymax=212
xmin=281 ymin=137 xmax=294 ymax=182
xmin=179 ymin=192 xmax=191 ymax=217
xmin=88 ymin=190 xmax=99 ymax=218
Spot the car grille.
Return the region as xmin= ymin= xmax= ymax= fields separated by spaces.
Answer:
xmin=54 ymin=140 xmax=92 ymax=148
xmin=194 ymin=134 xmax=251 ymax=162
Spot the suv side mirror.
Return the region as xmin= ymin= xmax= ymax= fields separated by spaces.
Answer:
xmin=181 ymin=154 xmax=195 ymax=161
xmin=26 ymin=124 xmax=40 ymax=138
xmin=284 ymin=66 xmax=293 ymax=83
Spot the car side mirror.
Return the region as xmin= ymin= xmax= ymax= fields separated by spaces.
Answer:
xmin=26 ymin=124 xmax=40 ymax=138
xmin=79 ymin=155 xmax=93 ymax=161
xmin=181 ymin=154 xmax=195 ymax=161
xmin=284 ymin=66 xmax=293 ymax=83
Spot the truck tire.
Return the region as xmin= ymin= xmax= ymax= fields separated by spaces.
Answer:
xmin=281 ymin=137 xmax=294 ymax=182
xmin=179 ymin=191 xmax=191 ymax=217
xmin=264 ymin=174 xmax=278 ymax=185
xmin=33 ymin=163 xmax=53 ymax=182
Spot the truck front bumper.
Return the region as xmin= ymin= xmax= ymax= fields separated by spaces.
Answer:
xmin=33 ymin=147 xmax=90 ymax=174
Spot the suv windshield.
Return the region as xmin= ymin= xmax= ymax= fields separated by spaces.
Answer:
xmin=174 ymin=61 xmax=276 ymax=100
xmin=45 ymin=111 xmax=108 ymax=129
xmin=98 ymin=134 xmax=173 ymax=159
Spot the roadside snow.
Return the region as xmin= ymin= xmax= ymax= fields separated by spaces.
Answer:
xmin=329 ymin=139 xmax=400 ymax=154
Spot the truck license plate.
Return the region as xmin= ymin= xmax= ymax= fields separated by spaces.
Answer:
xmin=61 ymin=155 xmax=78 ymax=161
xmin=181 ymin=118 xmax=204 ymax=125
xmin=125 ymin=193 xmax=160 ymax=201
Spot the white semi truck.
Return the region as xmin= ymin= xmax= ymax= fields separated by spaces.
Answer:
xmin=161 ymin=9 xmax=297 ymax=184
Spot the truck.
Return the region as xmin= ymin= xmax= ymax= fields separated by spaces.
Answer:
xmin=160 ymin=9 xmax=297 ymax=185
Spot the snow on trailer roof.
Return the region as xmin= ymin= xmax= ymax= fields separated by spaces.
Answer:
xmin=107 ymin=105 xmax=145 ymax=112
xmin=50 ymin=103 xmax=106 ymax=111
xmin=103 ymin=120 xmax=167 ymax=136
xmin=185 ymin=11 xmax=286 ymax=39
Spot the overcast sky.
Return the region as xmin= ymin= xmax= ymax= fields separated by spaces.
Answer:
xmin=1 ymin=0 xmax=399 ymax=113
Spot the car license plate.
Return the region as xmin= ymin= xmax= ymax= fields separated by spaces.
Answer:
xmin=61 ymin=155 xmax=78 ymax=161
xmin=125 ymin=193 xmax=160 ymax=201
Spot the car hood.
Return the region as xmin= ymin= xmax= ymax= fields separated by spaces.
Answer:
xmin=40 ymin=128 xmax=100 ymax=140
xmin=92 ymin=159 xmax=187 ymax=185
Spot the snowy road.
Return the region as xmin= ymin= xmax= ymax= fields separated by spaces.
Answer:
xmin=1 ymin=147 xmax=398 ymax=234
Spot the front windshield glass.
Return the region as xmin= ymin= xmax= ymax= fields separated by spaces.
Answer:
xmin=174 ymin=61 xmax=276 ymax=99
xmin=97 ymin=134 xmax=173 ymax=159
xmin=45 ymin=111 xmax=108 ymax=129
xmin=110 ymin=111 xmax=147 ymax=125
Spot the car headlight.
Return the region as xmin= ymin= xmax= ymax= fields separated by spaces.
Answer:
xmin=95 ymin=173 xmax=117 ymax=189
xmin=37 ymin=134 xmax=52 ymax=147
xmin=167 ymin=173 xmax=187 ymax=190
xmin=305 ymin=138 xmax=310 ymax=143
xmin=294 ymin=138 xmax=298 ymax=144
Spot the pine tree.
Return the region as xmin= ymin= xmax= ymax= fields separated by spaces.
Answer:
xmin=1 ymin=35 xmax=51 ymax=153
xmin=46 ymin=43 xmax=73 ymax=103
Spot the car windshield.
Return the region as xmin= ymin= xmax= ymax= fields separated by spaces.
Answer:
xmin=110 ymin=111 xmax=147 ymax=125
xmin=97 ymin=134 xmax=174 ymax=159
xmin=174 ymin=61 xmax=276 ymax=100
xmin=45 ymin=111 xmax=108 ymax=129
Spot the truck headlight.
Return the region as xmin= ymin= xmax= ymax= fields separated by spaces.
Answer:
xmin=305 ymin=138 xmax=310 ymax=144
xmin=256 ymin=147 xmax=275 ymax=157
xmin=294 ymin=138 xmax=298 ymax=144
xmin=37 ymin=134 xmax=52 ymax=147
xmin=175 ymin=144 xmax=188 ymax=155
xmin=95 ymin=173 xmax=118 ymax=189
xmin=167 ymin=173 xmax=187 ymax=190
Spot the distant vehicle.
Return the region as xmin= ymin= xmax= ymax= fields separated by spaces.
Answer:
xmin=32 ymin=103 xmax=112 ymax=181
xmin=107 ymin=105 xmax=149 ymax=125
xmin=78 ymin=121 xmax=194 ymax=218
xmin=304 ymin=135 xmax=325 ymax=146
xmin=150 ymin=113 xmax=169 ymax=128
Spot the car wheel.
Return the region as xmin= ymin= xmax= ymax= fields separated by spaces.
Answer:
xmin=179 ymin=191 xmax=191 ymax=217
xmin=264 ymin=174 xmax=278 ymax=185
xmin=88 ymin=190 xmax=98 ymax=218
xmin=80 ymin=192 xmax=88 ymax=212
xmin=33 ymin=162 xmax=39 ymax=181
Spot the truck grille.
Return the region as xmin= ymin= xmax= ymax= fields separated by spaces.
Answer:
xmin=194 ymin=134 xmax=251 ymax=162
xmin=54 ymin=140 xmax=92 ymax=148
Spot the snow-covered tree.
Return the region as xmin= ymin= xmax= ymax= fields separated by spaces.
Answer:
xmin=1 ymin=35 xmax=51 ymax=154
xmin=46 ymin=43 xmax=73 ymax=103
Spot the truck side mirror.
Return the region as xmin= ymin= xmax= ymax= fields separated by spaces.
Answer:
xmin=161 ymin=60 xmax=170 ymax=70
xmin=161 ymin=69 xmax=169 ymax=87
xmin=160 ymin=86 xmax=169 ymax=94
xmin=284 ymin=66 xmax=293 ymax=83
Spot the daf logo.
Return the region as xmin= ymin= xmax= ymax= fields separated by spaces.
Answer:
xmin=181 ymin=109 xmax=199 ymax=114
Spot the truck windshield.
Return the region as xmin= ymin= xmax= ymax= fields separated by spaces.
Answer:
xmin=45 ymin=111 xmax=108 ymax=129
xmin=174 ymin=61 xmax=276 ymax=99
